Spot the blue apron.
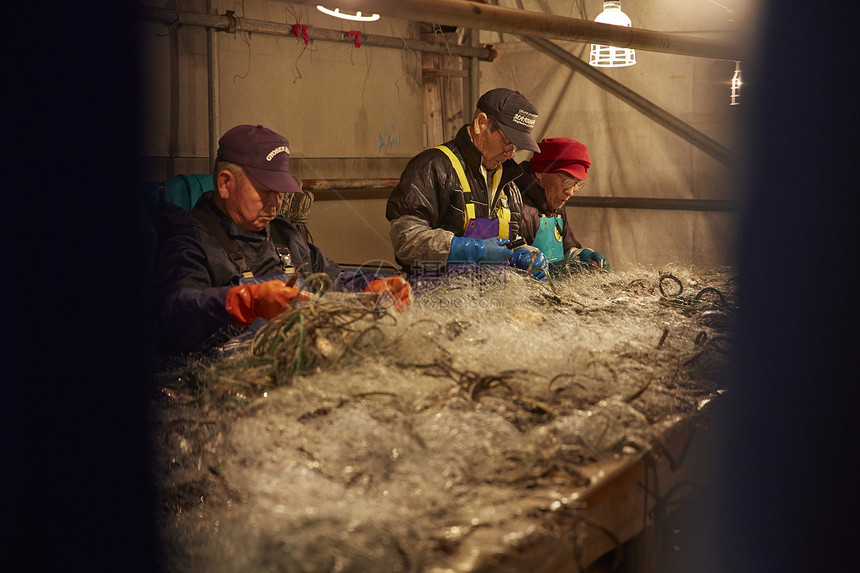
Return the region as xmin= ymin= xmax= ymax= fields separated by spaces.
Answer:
xmin=532 ymin=215 xmax=565 ymax=263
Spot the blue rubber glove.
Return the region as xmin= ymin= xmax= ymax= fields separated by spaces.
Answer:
xmin=561 ymin=248 xmax=589 ymax=273
xmin=579 ymin=248 xmax=610 ymax=271
xmin=510 ymin=248 xmax=548 ymax=281
xmin=448 ymin=236 xmax=514 ymax=263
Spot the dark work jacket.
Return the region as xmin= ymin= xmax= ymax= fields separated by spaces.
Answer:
xmin=385 ymin=125 xmax=525 ymax=269
xmin=152 ymin=191 xmax=343 ymax=353
xmin=517 ymin=163 xmax=582 ymax=253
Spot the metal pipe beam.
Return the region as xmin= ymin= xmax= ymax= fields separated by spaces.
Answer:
xmin=206 ymin=0 xmax=220 ymax=165
xmin=567 ymin=196 xmax=735 ymax=212
xmin=167 ymin=1 xmax=180 ymax=179
xmin=139 ymin=6 xmax=496 ymax=61
xmin=288 ymin=0 xmax=739 ymax=61
xmin=303 ymin=180 xmax=737 ymax=211
xmin=522 ymin=35 xmax=732 ymax=165
xmin=301 ymin=178 xmax=401 ymax=192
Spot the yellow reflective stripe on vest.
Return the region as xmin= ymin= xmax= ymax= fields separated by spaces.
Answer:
xmin=497 ymin=193 xmax=511 ymax=240
xmin=435 ymin=145 xmax=509 ymax=238
xmin=435 ymin=145 xmax=474 ymax=229
xmin=490 ymin=169 xmax=511 ymax=239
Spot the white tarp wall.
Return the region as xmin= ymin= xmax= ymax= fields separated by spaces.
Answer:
xmin=476 ymin=0 xmax=743 ymax=269
xmin=139 ymin=0 xmax=748 ymax=270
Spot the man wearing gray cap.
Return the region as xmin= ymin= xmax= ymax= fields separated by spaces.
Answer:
xmin=154 ymin=124 xmax=411 ymax=353
xmin=386 ymin=88 xmax=548 ymax=281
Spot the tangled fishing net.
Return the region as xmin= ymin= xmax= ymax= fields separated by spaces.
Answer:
xmin=150 ymin=264 xmax=735 ymax=572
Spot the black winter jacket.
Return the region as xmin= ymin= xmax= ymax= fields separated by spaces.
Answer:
xmin=385 ymin=125 xmax=525 ymax=269
xmin=152 ymin=191 xmax=342 ymax=353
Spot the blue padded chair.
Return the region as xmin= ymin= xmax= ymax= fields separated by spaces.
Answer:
xmin=144 ymin=173 xmax=214 ymax=215
xmin=142 ymin=173 xmax=215 ymax=277
xmin=162 ymin=174 xmax=214 ymax=210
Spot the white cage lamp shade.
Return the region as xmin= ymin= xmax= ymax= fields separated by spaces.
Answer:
xmin=590 ymin=1 xmax=636 ymax=68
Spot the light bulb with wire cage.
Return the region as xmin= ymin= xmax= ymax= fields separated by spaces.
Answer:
xmin=730 ymin=61 xmax=742 ymax=105
xmin=589 ymin=1 xmax=636 ymax=68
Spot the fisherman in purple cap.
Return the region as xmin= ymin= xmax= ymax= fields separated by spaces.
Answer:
xmin=153 ymin=124 xmax=411 ymax=353
xmin=517 ymin=137 xmax=610 ymax=273
xmin=386 ymin=88 xmax=548 ymax=281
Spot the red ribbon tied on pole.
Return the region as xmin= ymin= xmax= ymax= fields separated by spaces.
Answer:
xmin=348 ymin=30 xmax=362 ymax=48
xmin=291 ymin=23 xmax=309 ymax=45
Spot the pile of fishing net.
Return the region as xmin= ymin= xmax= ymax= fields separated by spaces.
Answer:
xmin=150 ymin=265 xmax=735 ymax=572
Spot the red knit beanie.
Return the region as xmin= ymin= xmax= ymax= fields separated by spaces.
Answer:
xmin=529 ymin=137 xmax=591 ymax=180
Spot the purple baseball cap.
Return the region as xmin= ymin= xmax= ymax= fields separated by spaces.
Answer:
xmin=477 ymin=88 xmax=540 ymax=153
xmin=216 ymin=124 xmax=303 ymax=194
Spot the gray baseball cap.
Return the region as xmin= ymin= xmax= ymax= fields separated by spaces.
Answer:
xmin=476 ymin=88 xmax=540 ymax=152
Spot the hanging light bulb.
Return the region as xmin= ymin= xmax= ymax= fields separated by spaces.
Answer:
xmin=316 ymin=5 xmax=380 ymax=22
xmin=589 ymin=1 xmax=636 ymax=68
xmin=730 ymin=60 xmax=742 ymax=106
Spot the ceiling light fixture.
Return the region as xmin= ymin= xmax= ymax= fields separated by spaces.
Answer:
xmin=589 ymin=1 xmax=636 ymax=68
xmin=316 ymin=5 xmax=380 ymax=22
xmin=730 ymin=61 xmax=742 ymax=105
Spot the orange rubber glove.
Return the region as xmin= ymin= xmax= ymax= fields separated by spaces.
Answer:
xmin=363 ymin=275 xmax=413 ymax=311
xmin=225 ymin=280 xmax=309 ymax=326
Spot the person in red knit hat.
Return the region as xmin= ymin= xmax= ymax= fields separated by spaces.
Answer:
xmin=517 ymin=137 xmax=610 ymax=273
